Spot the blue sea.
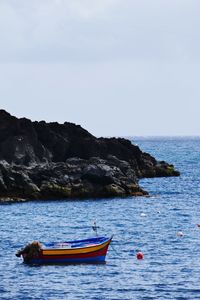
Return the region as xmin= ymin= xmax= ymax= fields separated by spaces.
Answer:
xmin=1 ymin=137 xmax=200 ymax=300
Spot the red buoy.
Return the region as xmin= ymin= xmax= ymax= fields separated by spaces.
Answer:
xmin=136 ymin=252 xmax=144 ymax=260
xmin=197 ymin=224 xmax=200 ymax=228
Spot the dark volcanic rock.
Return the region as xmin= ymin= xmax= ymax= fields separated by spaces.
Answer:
xmin=0 ymin=157 xmax=146 ymax=200
xmin=0 ymin=110 xmax=180 ymax=202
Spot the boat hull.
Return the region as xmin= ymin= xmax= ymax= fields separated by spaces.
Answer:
xmin=22 ymin=237 xmax=111 ymax=265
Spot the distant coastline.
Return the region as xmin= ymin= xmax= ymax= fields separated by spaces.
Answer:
xmin=123 ymin=136 xmax=200 ymax=140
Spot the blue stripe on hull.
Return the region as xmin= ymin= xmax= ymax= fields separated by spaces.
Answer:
xmin=44 ymin=237 xmax=108 ymax=248
xmin=28 ymin=255 xmax=106 ymax=265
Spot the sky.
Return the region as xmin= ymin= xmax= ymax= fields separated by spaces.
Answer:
xmin=0 ymin=0 xmax=199 ymax=137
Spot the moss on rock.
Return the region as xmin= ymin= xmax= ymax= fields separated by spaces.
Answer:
xmin=40 ymin=183 xmax=72 ymax=198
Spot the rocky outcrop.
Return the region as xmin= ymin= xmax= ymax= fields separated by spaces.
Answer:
xmin=0 ymin=110 xmax=179 ymax=202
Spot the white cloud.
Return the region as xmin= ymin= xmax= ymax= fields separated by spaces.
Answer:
xmin=0 ymin=0 xmax=200 ymax=63
xmin=0 ymin=0 xmax=123 ymax=61
xmin=67 ymin=0 xmax=120 ymax=18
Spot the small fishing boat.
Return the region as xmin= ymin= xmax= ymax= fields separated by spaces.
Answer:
xmin=16 ymin=236 xmax=113 ymax=265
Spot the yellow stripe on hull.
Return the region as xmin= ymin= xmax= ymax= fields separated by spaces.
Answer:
xmin=42 ymin=239 xmax=110 ymax=256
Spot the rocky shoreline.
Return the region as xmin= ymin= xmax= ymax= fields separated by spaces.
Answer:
xmin=0 ymin=110 xmax=180 ymax=203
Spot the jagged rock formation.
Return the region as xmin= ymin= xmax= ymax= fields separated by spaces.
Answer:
xmin=0 ymin=110 xmax=179 ymax=202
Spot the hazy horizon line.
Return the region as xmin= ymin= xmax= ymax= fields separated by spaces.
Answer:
xmin=100 ymin=135 xmax=200 ymax=139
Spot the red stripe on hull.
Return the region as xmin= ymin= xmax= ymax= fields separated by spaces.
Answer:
xmin=40 ymin=245 xmax=109 ymax=260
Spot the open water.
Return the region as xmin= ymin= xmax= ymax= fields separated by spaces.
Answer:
xmin=1 ymin=137 xmax=200 ymax=300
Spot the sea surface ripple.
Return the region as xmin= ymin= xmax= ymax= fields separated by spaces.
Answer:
xmin=1 ymin=137 xmax=200 ymax=300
